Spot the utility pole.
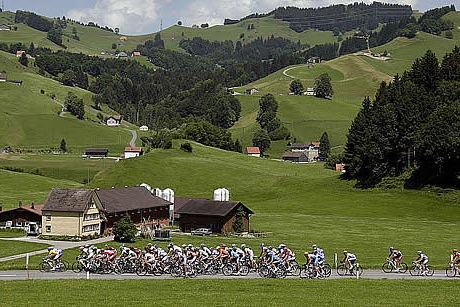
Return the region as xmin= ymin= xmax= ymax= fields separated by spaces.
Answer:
xmin=160 ymin=19 xmax=163 ymax=32
xmin=1 ymin=0 xmax=4 ymax=12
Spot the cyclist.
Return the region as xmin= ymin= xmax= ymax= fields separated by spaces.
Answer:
xmin=234 ymin=245 xmax=245 ymax=273
xmin=178 ymin=249 xmax=187 ymax=275
xmin=201 ymin=243 xmax=211 ymax=256
xmin=414 ymin=251 xmax=429 ymax=275
xmin=388 ymin=247 xmax=403 ymax=272
xmin=241 ymin=244 xmax=255 ymax=269
xmin=342 ymin=250 xmax=357 ymax=272
xmin=451 ymin=249 xmax=460 ymax=273
xmin=45 ymin=247 xmax=63 ymax=270
xmin=104 ymin=244 xmax=117 ymax=263
xmin=304 ymin=251 xmax=319 ymax=276
xmin=268 ymin=248 xmax=282 ymax=272
xmin=218 ymin=245 xmax=229 ymax=266
xmin=281 ymin=245 xmax=296 ymax=267
xmin=312 ymin=244 xmax=326 ymax=268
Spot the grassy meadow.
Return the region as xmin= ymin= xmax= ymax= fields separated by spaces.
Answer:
xmin=1 ymin=278 xmax=460 ymax=306
xmin=0 ymin=240 xmax=49 ymax=259
xmin=0 ymin=51 xmax=132 ymax=153
xmin=0 ymin=169 xmax=82 ymax=210
xmin=59 ymin=141 xmax=460 ymax=269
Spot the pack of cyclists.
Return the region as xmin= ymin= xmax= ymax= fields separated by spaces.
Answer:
xmin=43 ymin=242 xmax=460 ymax=277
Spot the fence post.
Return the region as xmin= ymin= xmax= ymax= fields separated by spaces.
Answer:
xmin=356 ymin=265 xmax=360 ymax=280
xmin=86 ymin=270 xmax=90 ymax=280
xmin=26 ymin=253 xmax=29 ymax=280
xmin=334 ymin=253 xmax=337 ymax=269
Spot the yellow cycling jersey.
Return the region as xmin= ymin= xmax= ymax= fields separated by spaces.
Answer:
xmin=48 ymin=249 xmax=58 ymax=256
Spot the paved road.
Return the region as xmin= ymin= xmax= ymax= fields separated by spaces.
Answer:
xmin=125 ymin=129 xmax=138 ymax=147
xmin=0 ymin=270 xmax=456 ymax=281
xmin=0 ymin=236 xmax=114 ymax=263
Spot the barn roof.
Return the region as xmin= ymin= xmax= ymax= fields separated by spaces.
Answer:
xmin=96 ymin=187 xmax=171 ymax=214
xmin=0 ymin=204 xmax=44 ymax=216
xmin=43 ymin=189 xmax=94 ymax=212
xmin=246 ymin=147 xmax=260 ymax=154
xmin=283 ymin=151 xmax=304 ymax=158
xmin=177 ymin=199 xmax=253 ymax=217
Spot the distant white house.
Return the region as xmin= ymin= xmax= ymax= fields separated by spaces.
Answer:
xmin=139 ymin=125 xmax=149 ymax=132
xmin=116 ymin=52 xmax=128 ymax=58
xmin=0 ymin=73 xmax=6 ymax=82
xmin=132 ymin=51 xmax=141 ymax=57
xmin=304 ymin=88 xmax=316 ymax=96
xmin=0 ymin=24 xmax=11 ymax=31
xmin=124 ymin=147 xmax=144 ymax=159
xmin=16 ymin=51 xmax=26 ymax=57
xmin=245 ymin=88 xmax=259 ymax=95
xmin=246 ymin=147 xmax=261 ymax=157
xmin=106 ymin=115 xmax=122 ymax=127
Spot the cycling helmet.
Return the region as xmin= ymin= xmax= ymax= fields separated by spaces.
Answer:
xmin=84 ymin=244 xmax=90 ymax=248
xmin=260 ymin=243 xmax=264 ymax=247
xmin=182 ymin=244 xmax=187 ymax=248
xmin=262 ymin=247 xmax=267 ymax=251
xmin=147 ymin=243 xmax=152 ymax=247
xmin=233 ymin=246 xmax=237 ymax=250
xmin=210 ymin=247 xmax=214 ymax=250
xmin=188 ymin=244 xmax=193 ymax=249
xmin=278 ymin=244 xmax=284 ymax=249
xmin=453 ymin=249 xmax=458 ymax=253
xmin=304 ymin=251 xmax=309 ymax=255
xmin=105 ymin=244 xmax=109 ymax=248
xmin=417 ymin=251 xmax=422 ymax=255
xmin=154 ymin=244 xmax=159 ymax=249
xmin=119 ymin=244 xmax=125 ymax=250
xmin=241 ymin=244 xmax=246 ymax=248
xmin=222 ymin=244 xmax=226 ymax=248
xmin=201 ymin=243 xmax=205 ymax=247
xmin=216 ymin=246 xmax=221 ymax=250
xmin=268 ymin=246 xmax=273 ymax=250
xmin=168 ymin=243 xmax=173 ymax=248
xmin=232 ymin=244 xmax=236 ymax=248
xmin=390 ymin=246 xmax=394 ymax=251
xmin=79 ymin=247 xmax=84 ymax=251
xmin=343 ymin=250 xmax=347 ymax=254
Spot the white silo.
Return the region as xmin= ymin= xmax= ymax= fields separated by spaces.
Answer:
xmin=162 ymin=188 xmax=175 ymax=223
xmin=139 ymin=183 xmax=152 ymax=192
xmin=152 ymin=188 xmax=163 ymax=198
xmin=214 ymin=188 xmax=230 ymax=201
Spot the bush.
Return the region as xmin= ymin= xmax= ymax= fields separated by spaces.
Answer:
xmin=324 ymin=153 xmax=344 ymax=170
xmin=180 ymin=142 xmax=193 ymax=152
xmin=113 ymin=216 xmax=137 ymax=242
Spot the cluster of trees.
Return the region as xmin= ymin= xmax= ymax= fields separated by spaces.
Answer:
xmin=64 ymin=92 xmax=85 ymax=120
xmin=418 ymin=5 xmax=456 ymax=35
xmin=344 ymin=47 xmax=460 ymax=188
xmin=15 ymin=10 xmax=54 ymax=32
xmin=179 ymin=35 xmax=304 ymax=63
xmin=255 ymin=94 xmax=290 ymax=146
xmin=273 ymin=3 xmax=412 ymax=33
xmin=290 ymin=79 xmax=304 ymax=95
xmin=302 ymin=43 xmax=339 ymax=61
xmin=315 ymin=73 xmax=334 ymax=99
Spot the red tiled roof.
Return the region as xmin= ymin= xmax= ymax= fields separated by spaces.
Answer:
xmin=22 ymin=204 xmax=44 ymax=215
xmin=111 ymin=114 xmax=122 ymax=120
xmin=124 ymin=147 xmax=142 ymax=152
xmin=133 ymin=52 xmax=141 ymax=56
xmin=283 ymin=151 xmax=303 ymax=158
xmin=246 ymin=147 xmax=260 ymax=154
xmin=312 ymin=142 xmax=320 ymax=147
xmin=16 ymin=50 xmax=25 ymax=55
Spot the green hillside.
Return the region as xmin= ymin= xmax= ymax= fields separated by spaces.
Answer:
xmin=0 ymin=169 xmax=82 ymax=208
xmin=90 ymin=140 xmax=460 ymax=268
xmin=0 ymin=11 xmax=342 ymax=55
xmin=231 ymin=54 xmax=392 ymax=157
xmin=0 ymin=50 xmax=132 ymax=152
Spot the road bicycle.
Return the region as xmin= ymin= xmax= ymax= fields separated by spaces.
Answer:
xmin=382 ymin=258 xmax=408 ymax=273
xmin=39 ymin=257 xmax=68 ymax=272
xmin=222 ymin=262 xmax=250 ymax=276
xmin=337 ymin=261 xmax=363 ymax=276
xmin=409 ymin=261 xmax=434 ymax=276
xmin=445 ymin=262 xmax=460 ymax=278
xmin=300 ymin=263 xmax=326 ymax=279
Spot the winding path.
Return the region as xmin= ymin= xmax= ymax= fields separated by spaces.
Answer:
xmin=124 ymin=129 xmax=137 ymax=147
xmin=283 ymin=65 xmax=310 ymax=79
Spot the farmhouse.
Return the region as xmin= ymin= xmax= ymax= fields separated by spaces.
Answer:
xmin=41 ymin=187 xmax=171 ymax=237
xmin=16 ymin=51 xmax=26 ymax=57
xmin=85 ymin=148 xmax=109 ymax=158
xmin=289 ymin=142 xmax=320 ymax=161
xmin=41 ymin=189 xmax=104 ymax=237
xmin=139 ymin=125 xmax=149 ymax=132
xmin=246 ymin=147 xmax=261 ymax=157
xmin=0 ymin=72 xmax=6 ymax=82
xmin=173 ymin=197 xmax=207 ymax=221
xmin=245 ymin=88 xmax=259 ymax=95
xmin=336 ymin=163 xmax=346 ymax=172
xmin=0 ymin=24 xmax=11 ymax=31
xmin=95 ymin=187 xmax=171 ymax=231
xmin=106 ymin=115 xmax=122 ymax=126
xmin=177 ymin=199 xmax=253 ymax=233
xmin=0 ymin=203 xmax=43 ymax=231
xmin=132 ymin=51 xmax=141 ymax=57
xmin=282 ymin=151 xmax=309 ymax=163
xmin=124 ymin=147 xmax=143 ymax=159
xmin=119 ymin=36 xmax=127 ymax=41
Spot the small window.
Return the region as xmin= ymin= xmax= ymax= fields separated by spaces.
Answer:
xmin=45 ymin=225 xmax=51 ymax=233
xmin=45 ymin=215 xmax=51 ymax=221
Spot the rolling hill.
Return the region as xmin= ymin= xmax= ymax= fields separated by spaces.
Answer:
xmin=0 ymin=11 xmax=343 ymax=55
xmin=231 ymin=17 xmax=460 ymax=158
xmin=0 ymin=50 xmax=132 ymax=153
xmin=89 ymin=140 xmax=460 ymax=268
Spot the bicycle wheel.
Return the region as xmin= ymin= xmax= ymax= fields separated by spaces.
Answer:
xmin=290 ymin=262 xmax=301 ymax=276
xmin=276 ymin=265 xmax=287 ymax=279
xmin=60 ymin=260 xmax=69 ymax=272
xmin=446 ymin=267 xmax=457 ymax=278
xmin=72 ymin=261 xmax=83 ymax=273
xmin=382 ymin=262 xmax=393 ymax=273
xmin=136 ymin=264 xmax=147 ymax=276
xmin=353 ymin=264 xmax=363 ymax=276
xmin=299 ymin=267 xmax=309 ymax=279
xmin=399 ymin=262 xmax=408 ymax=273
xmin=222 ymin=264 xmax=233 ymax=276
xmin=39 ymin=261 xmax=51 ymax=273
xmin=258 ymin=264 xmax=270 ymax=278
xmin=409 ymin=265 xmax=420 ymax=276
xmin=323 ymin=263 xmax=332 ymax=278
xmin=426 ymin=265 xmax=435 ymax=276
xmin=337 ymin=264 xmax=347 ymax=276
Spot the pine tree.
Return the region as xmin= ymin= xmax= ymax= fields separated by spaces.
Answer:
xmin=252 ymin=129 xmax=271 ymax=154
xmin=60 ymin=139 xmax=67 ymax=152
xmin=19 ymin=52 xmax=28 ymax=67
xmin=319 ymin=132 xmax=331 ymax=161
